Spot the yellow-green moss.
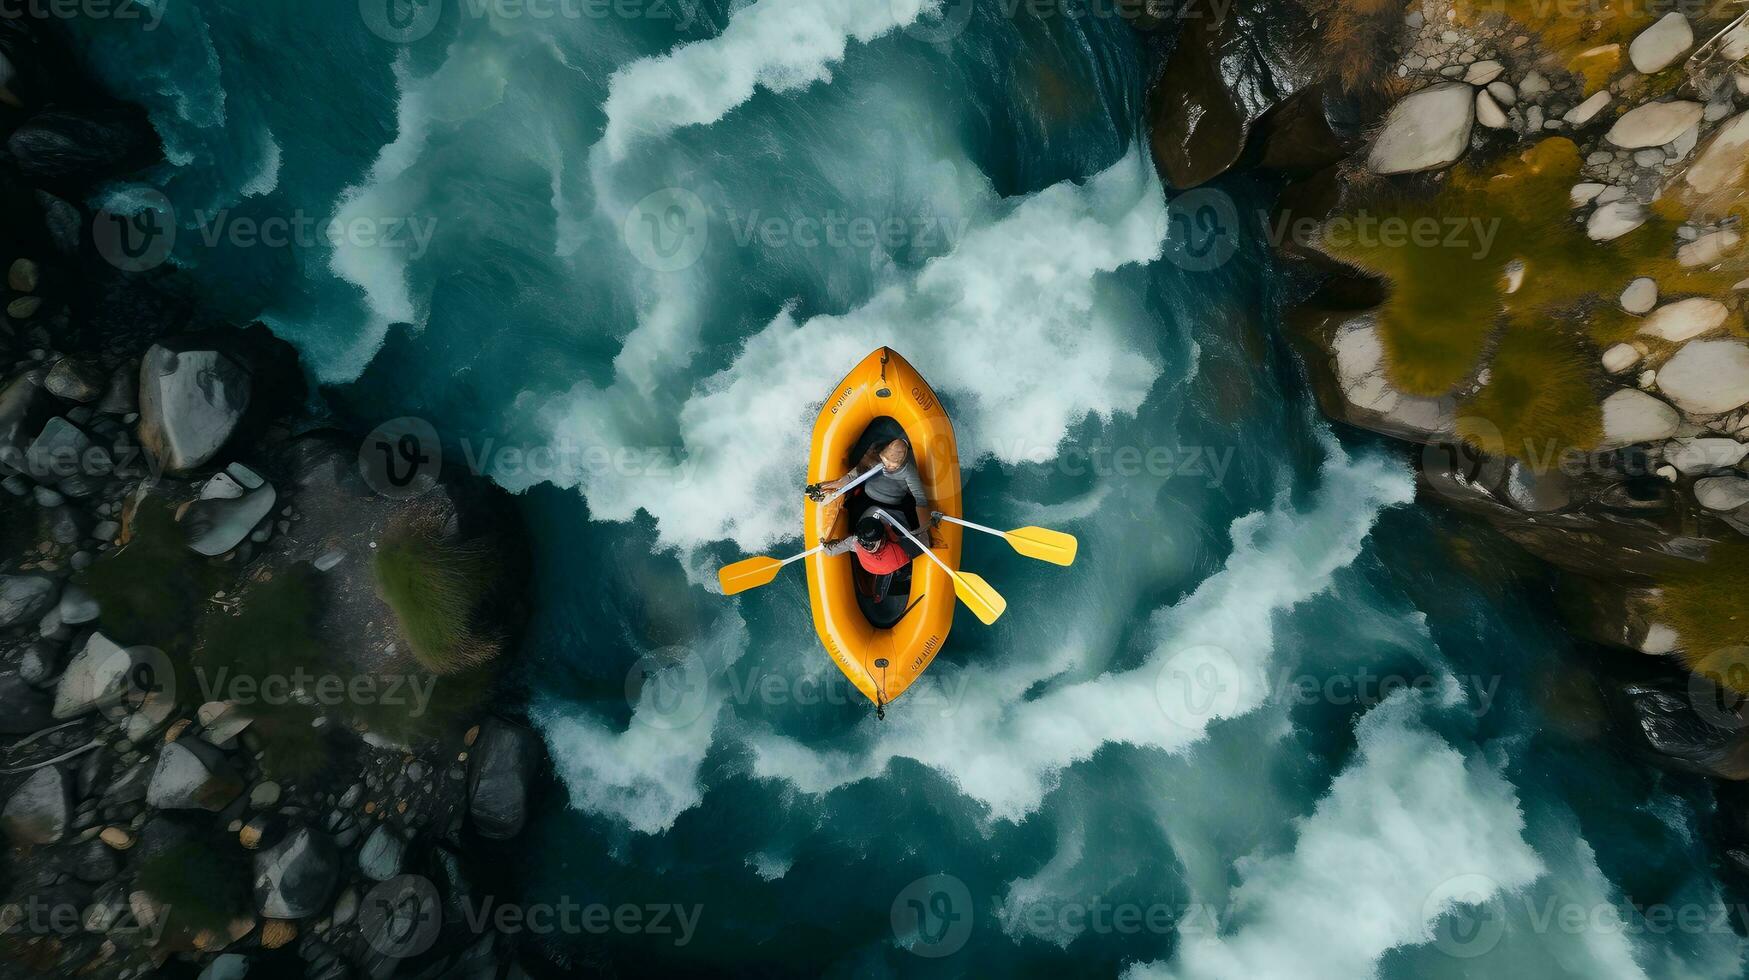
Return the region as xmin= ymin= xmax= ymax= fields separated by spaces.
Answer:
xmin=1458 ymin=318 xmax=1603 ymax=455
xmin=1661 ymin=540 xmax=1749 ymax=691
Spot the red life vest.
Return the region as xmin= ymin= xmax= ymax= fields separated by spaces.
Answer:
xmin=855 ymin=528 xmax=912 ymax=575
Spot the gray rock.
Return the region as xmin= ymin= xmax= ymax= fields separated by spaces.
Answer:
xmin=0 ymin=574 xmax=57 ymax=627
xmin=25 ymin=417 xmax=110 ymax=489
xmin=1 ymin=766 xmax=73 ymax=844
xmin=1601 ymin=389 xmax=1681 ymax=448
xmin=57 ymin=583 xmax=99 ymax=625
xmin=96 ymin=365 xmax=137 ymax=416
xmin=183 ymin=482 xmax=277 ymax=557
xmin=137 ymin=344 xmax=252 ymax=474
xmin=44 ymin=359 xmax=106 ymax=403
xmin=467 ymin=719 xmax=535 ymax=840
xmin=147 ymin=739 xmax=245 ymax=812
xmin=1369 ymin=82 xmax=1477 ymax=174
xmin=1606 ymin=101 xmax=1704 ymax=148
xmin=52 ymin=632 xmax=134 ymax=720
xmin=0 ymin=370 xmax=53 ymax=476
xmin=357 ymin=825 xmax=406 ymax=881
xmin=198 ymin=953 xmax=251 ymax=980
xmin=1658 ymin=340 xmax=1749 ymax=416
xmin=252 ymin=826 xmax=340 ymax=919
xmin=1629 ymin=12 xmax=1693 ymax=74
xmin=1695 ymin=475 xmax=1749 ymax=512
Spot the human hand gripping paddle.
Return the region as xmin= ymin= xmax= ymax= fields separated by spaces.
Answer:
xmin=931 ymin=513 xmax=1078 ymax=567
xmin=875 ymin=511 xmax=1006 ymax=626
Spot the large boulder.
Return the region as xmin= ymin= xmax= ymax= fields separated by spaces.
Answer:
xmin=357 ymin=825 xmax=406 ymax=882
xmin=183 ymin=482 xmax=277 ymax=557
xmin=1605 ymin=100 xmax=1704 ymax=149
xmin=1367 ymin=82 xmax=1476 ymax=175
xmin=1657 ymin=340 xmax=1749 ymax=416
xmin=1600 ymin=389 xmax=1681 ymax=448
xmin=1 ymin=766 xmax=72 ymax=844
xmin=5 ymin=105 xmax=161 ymax=187
xmin=52 ymin=632 xmax=132 ymax=720
xmin=138 ymin=344 xmax=252 ymax=474
xmin=1638 ymin=298 xmax=1730 ymax=343
xmin=1629 ymin=12 xmax=1694 ymax=74
xmin=252 ymin=826 xmax=340 ymax=919
xmin=0 ymin=369 xmax=53 ymax=476
xmin=467 ymin=719 xmax=535 ymax=840
xmin=1620 ymin=680 xmax=1749 ymax=779
xmin=1688 ymin=111 xmax=1749 ymax=195
xmin=147 ymin=739 xmax=245 ymax=812
xmin=1148 ymin=0 xmax=1320 ymax=188
xmin=0 ymin=573 xmax=56 ymax=627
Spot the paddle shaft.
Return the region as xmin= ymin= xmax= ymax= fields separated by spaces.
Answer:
xmin=876 ymin=511 xmax=953 ymax=577
xmin=819 ymin=464 xmax=881 ymax=505
xmin=934 ymin=514 xmax=1001 ymax=537
xmin=783 ymin=545 xmax=825 ymax=567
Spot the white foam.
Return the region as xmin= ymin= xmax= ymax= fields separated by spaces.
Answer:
xmin=747 ymin=432 xmax=1416 ymax=822
xmin=239 ymin=129 xmax=282 ymax=198
xmin=597 ymin=0 xmax=936 ymax=161
xmin=534 ymin=613 xmax=749 ymax=834
xmin=526 ymin=146 xmax=1167 ymax=559
xmin=1127 ymin=696 xmax=1544 ymax=980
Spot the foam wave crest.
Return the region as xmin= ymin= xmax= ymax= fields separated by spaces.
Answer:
xmin=749 ymin=434 xmax=1416 ymax=822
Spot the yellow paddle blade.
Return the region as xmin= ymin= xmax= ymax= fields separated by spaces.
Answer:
xmin=951 ymin=570 xmax=1007 ymax=626
xmin=1005 ymin=526 xmax=1078 ymax=566
xmin=718 ymin=556 xmax=785 ymax=595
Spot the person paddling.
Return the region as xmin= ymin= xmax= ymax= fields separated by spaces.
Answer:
xmin=822 ymin=512 xmax=923 ymax=600
xmin=808 ymin=439 xmax=937 ymax=544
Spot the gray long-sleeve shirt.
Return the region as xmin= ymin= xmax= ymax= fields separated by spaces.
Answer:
xmin=863 ymin=458 xmax=929 ymax=510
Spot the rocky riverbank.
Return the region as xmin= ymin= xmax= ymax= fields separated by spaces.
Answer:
xmin=0 ymin=18 xmax=541 ymax=980
xmin=1143 ymin=0 xmax=1749 ymax=871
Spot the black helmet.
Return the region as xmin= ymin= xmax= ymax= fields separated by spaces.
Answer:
xmin=855 ymin=514 xmax=886 ymax=548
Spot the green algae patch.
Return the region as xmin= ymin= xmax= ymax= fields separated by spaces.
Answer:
xmin=1661 ymin=540 xmax=1749 ymax=692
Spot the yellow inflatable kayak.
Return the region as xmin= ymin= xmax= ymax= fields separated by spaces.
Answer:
xmin=805 ymin=348 xmax=961 ymax=712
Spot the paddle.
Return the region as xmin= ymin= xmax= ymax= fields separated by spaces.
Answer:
xmin=933 ymin=513 xmax=1078 ymax=567
xmin=875 ymin=512 xmax=1006 ymax=626
xmin=718 ymin=545 xmax=823 ymax=595
xmin=811 ymin=464 xmax=881 ymax=505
